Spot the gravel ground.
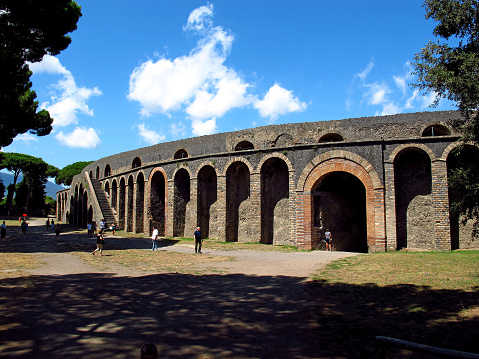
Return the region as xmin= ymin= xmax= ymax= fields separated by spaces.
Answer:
xmin=0 ymin=218 xmax=359 ymax=359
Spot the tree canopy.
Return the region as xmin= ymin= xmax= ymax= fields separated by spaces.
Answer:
xmin=0 ymin=0 xmax=82 ymax=148
xmin=412 ymin=0 xmax=479 ymax=237
xmin=0 ymin=152 xmax=59 ymax=215
xmin=56 ymin=161 xmax=94 ymax=186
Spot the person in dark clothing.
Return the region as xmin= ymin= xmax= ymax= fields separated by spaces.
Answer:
xmin=93 ymin=230 xmax=105 ymax=256
xmin=194 ymin=227 xmax=202 ymax=254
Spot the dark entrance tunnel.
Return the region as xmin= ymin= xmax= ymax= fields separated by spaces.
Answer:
xmin=312 ymin=171 xmax=367 ymax=252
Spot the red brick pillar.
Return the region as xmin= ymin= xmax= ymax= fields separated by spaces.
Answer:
xmin=432 ymin=159 xmax=451 ymax=251
xmin=384 ymin=161 xmax=397 ymax=251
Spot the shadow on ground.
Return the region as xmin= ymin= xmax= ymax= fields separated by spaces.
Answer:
xmin=0 ymin=273 xmax=317 ymax=359
xmin=308 ymin=280 xmax=479 ymax=358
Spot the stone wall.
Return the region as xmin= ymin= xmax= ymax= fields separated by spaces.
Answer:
xmin=57 ymin=110 xmax=479 ymax=252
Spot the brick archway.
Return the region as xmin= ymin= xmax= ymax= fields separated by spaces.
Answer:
xmin=297 ymin=157 xmax=385 ymax=251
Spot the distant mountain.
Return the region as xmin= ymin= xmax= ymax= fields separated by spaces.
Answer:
xmin=0 ymin=172 xmax=66 ymax=199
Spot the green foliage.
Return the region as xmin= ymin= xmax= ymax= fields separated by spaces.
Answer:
xmin=0 ymin=0 xmax=82 ymax=148
xmin=413 ymin=0 xmax=479 ymax=237
xmin=56 ymin=161 xmax=94 ymax=186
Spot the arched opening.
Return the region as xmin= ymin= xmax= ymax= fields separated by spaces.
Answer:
xmin=88 ymin=205 xmax=93 ymax=225
xmin=136 ymin=173 xmax=145 ymax=234
xmin=104 ymin=181 xmax=110 ymax=196
xmin=174 ymin=149 xmax=188 ymax=159
xmin=127 ymin=176 xmax=134 ymax=232
xmin=311 ymin=172 xmax=367 ymax=252
xmin=274 ymin=134 xmax=293 ymax=147
xmin=447 ymin=145 xmax=479 ymax=249
xmin=226 ymin=162 xmax=251 ymax=242
xmin=111 ymin=180 xmax=118 ymax=211
xmin=320 ymin=133 xmax=344 ymax=142
xmin=394 ymin=149 xmax=432 ymax=250
xmin=89 ymin=171 xmax=93 ymax=179
xmin=82 ymin=191 xmax=88 ymax=228
xmin=173 ymin=169 xmax=190 ymax=237
xmin=197 ymin=166 xmax=217 ymax=239
xmin=78 ymin=184 xmax=83 ymax=226
xmin=104 ymin=164 xmax=111 ymax=177
xmin=261 ymin=158 xmax=289 ymax=244
xmin=132 ymin=157 xmax=142 ymax=169
xmin=119 ymin=178 xmax=126 ymax=230
xmin=422 ymin=124 xmax=450 ymax=137
xmin=234 ymin=141 xmax=254 ymax=151
xmin=66 ymin=210 xmax=70 ymax=224
xmin=150 ymin=171 xmax=166 ymax=236
xmin=96 ymin=166 xmax=100 ymax=179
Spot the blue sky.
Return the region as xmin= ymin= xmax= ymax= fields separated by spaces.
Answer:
xmin=3 ymin=0 xmax=455 ymax=170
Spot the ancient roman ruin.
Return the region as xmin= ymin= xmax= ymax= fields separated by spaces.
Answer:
xmin=56 ymin=110 xmax=479 ymax=252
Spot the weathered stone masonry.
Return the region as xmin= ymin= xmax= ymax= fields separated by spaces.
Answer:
xmin=57 ymin=111 xmax=479 ymax=252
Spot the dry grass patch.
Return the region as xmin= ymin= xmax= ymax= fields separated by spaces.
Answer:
xmin=74 ymin=249 xmax=233 ymax=274
xmin=0 ymin=253 xmax=42 ymax=279
xmin=309 ymin=250 xmax=479 ymax=358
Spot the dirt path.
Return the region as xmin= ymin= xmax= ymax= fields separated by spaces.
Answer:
xmin=0 ymin=220 xmax=358 ymax=358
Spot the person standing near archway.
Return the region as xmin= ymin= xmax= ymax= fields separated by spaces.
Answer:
xmin=325 ymin=229 xmax=332 ymax=251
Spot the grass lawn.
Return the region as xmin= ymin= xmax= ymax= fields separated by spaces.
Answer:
xmin=309 ymin=250 xmax=479 ymax=358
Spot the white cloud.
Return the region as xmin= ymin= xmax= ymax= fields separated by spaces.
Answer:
xmin=13 ymin=133 xmax=39 ymax=144
xmin=55 ymin=127 xmax=101 ymax=148
xmin=357 ymin=61 xmax=374 ymax=82
xmin=128 ymin=4 xmax=306 ymax=136
xmin=171 ymin=122 xmax=186 ymax=138
xmin=137 ymin=123 xmax=165 ymax=145
xmin=254 ymin=84 xmax=307 ymax=121
xmin=31 ymin=55 xmax=102 ymax=128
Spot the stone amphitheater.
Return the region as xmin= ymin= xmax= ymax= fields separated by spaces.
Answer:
xmin=56 ymin=110 xmax=479 ymax=252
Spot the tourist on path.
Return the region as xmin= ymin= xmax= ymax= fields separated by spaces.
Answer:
xmin=0 ymin=221 xmax=6 ymax=238
xmin=110 ymin=222 xmax=116 ymax=235
xmin=99 ymin=219 xmax=106 ymax=232
xmin=50 ymin=220 xmax=55 ymax=230
xmin=21 ymin=219 xmax=28 ymax=235
xmin=55 ymin=224 xmax=61 ymax=237
xmin=194 ymin=227 xmax=202 ymax=254
xmin=93 ymin=230 xmax=105 ymax=256
xmin=46 ymin=219 xmax=50 ymax=230
xmin=151 ymin=226 xmax=159 ymax=251
xmin=324 ymin=229 xmax=332 ymax=251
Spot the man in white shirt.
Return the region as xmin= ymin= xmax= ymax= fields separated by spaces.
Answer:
xmin=151 ymin=226 xmax=159 ymax=251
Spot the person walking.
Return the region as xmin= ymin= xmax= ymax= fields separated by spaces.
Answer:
xmin=194 ymin=227 xmax=202 ymax=254
xmin=87 ymin=223 xmax=92 ymax=237
xmin=93 ymin=230 xmax=105 ymax=256
xmin=151 ymin=226 xmax=159 ymax=251
xmin=110 ymin=222 xmax=116 ymax=235
xmin=50 ymin=220 xmax=55 ymax=230
xmin=0 ymin=221 xmax=6 ymax=238
xmin=20 ymin=219 xmax=28 ymax=236
xmin=324 ymin=229 xmax=333 ymax=251
xmin=46 ymin=218 xmax=50 ymax=230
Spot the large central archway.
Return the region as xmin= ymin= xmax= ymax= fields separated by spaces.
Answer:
xmin=297 ymin=151 xmax=385 ymax=252
xmin=311 ymin=171 xmax=367 ymax=252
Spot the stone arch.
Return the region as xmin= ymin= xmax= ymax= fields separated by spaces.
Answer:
xmin=421 ymin=123 xmax=451 ymax=137
xmin=394 ymin=147 xmax=432 ymax=249
xmin=174 ymin=148 xmax=189 ymax=159
xmin=222 ymin=157 xmax=254 ymax=177
xmin=111 ymin=179 xmax=118 ymax=212
xmin=225 ymin=161 xmax=252 ymax=242
xmin=88 ymin=205 xmax=93 ymax=226
xmin=132 ymin=157 xmax=142 ymax=169
xmin=256 ymin=152 xmax=294 ymax=173
xmin=389 ymin=143 xmax=436 ymax=163
xmin=173 ymin=168 xmax=190 ymax=237
xmin=127 ymin=175 xmax=134 ymax=232
xmin=274 ymin=134 xmax=293 ymax=147
xmin=298 ymin=151 xmax=384 ymax=251
xmin=197 ymin=164 xmax=218 ymax=239
xmin=149 ymin=168 xmax=168 ymax=237
xmin=136 ymin=172 xmax=145 ymax=233
xmin=82 ymin=190 xmax=88 ymax=228
xmin=118 ymin=177 xmax=126 ymax=230
xmin=319 ymin=133 xmax=344 ymax=142
xmin=104 ymin=181 xmax=110 ymax=196
xmin=234 ymin=140 xmax=254 ymax=151
xmin=446 ymin=144 xmax=479 ymax=250
xmin=96 ymin=166 xmax=100 ymax=179
xmin=260 ymin=156 xmax=290 ymax=245
xmin=104 ymin=164 xmax=111 ymax=177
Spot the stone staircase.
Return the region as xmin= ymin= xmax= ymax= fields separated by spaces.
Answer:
xmin=90 ymin=178 xmax=116 ymax=225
